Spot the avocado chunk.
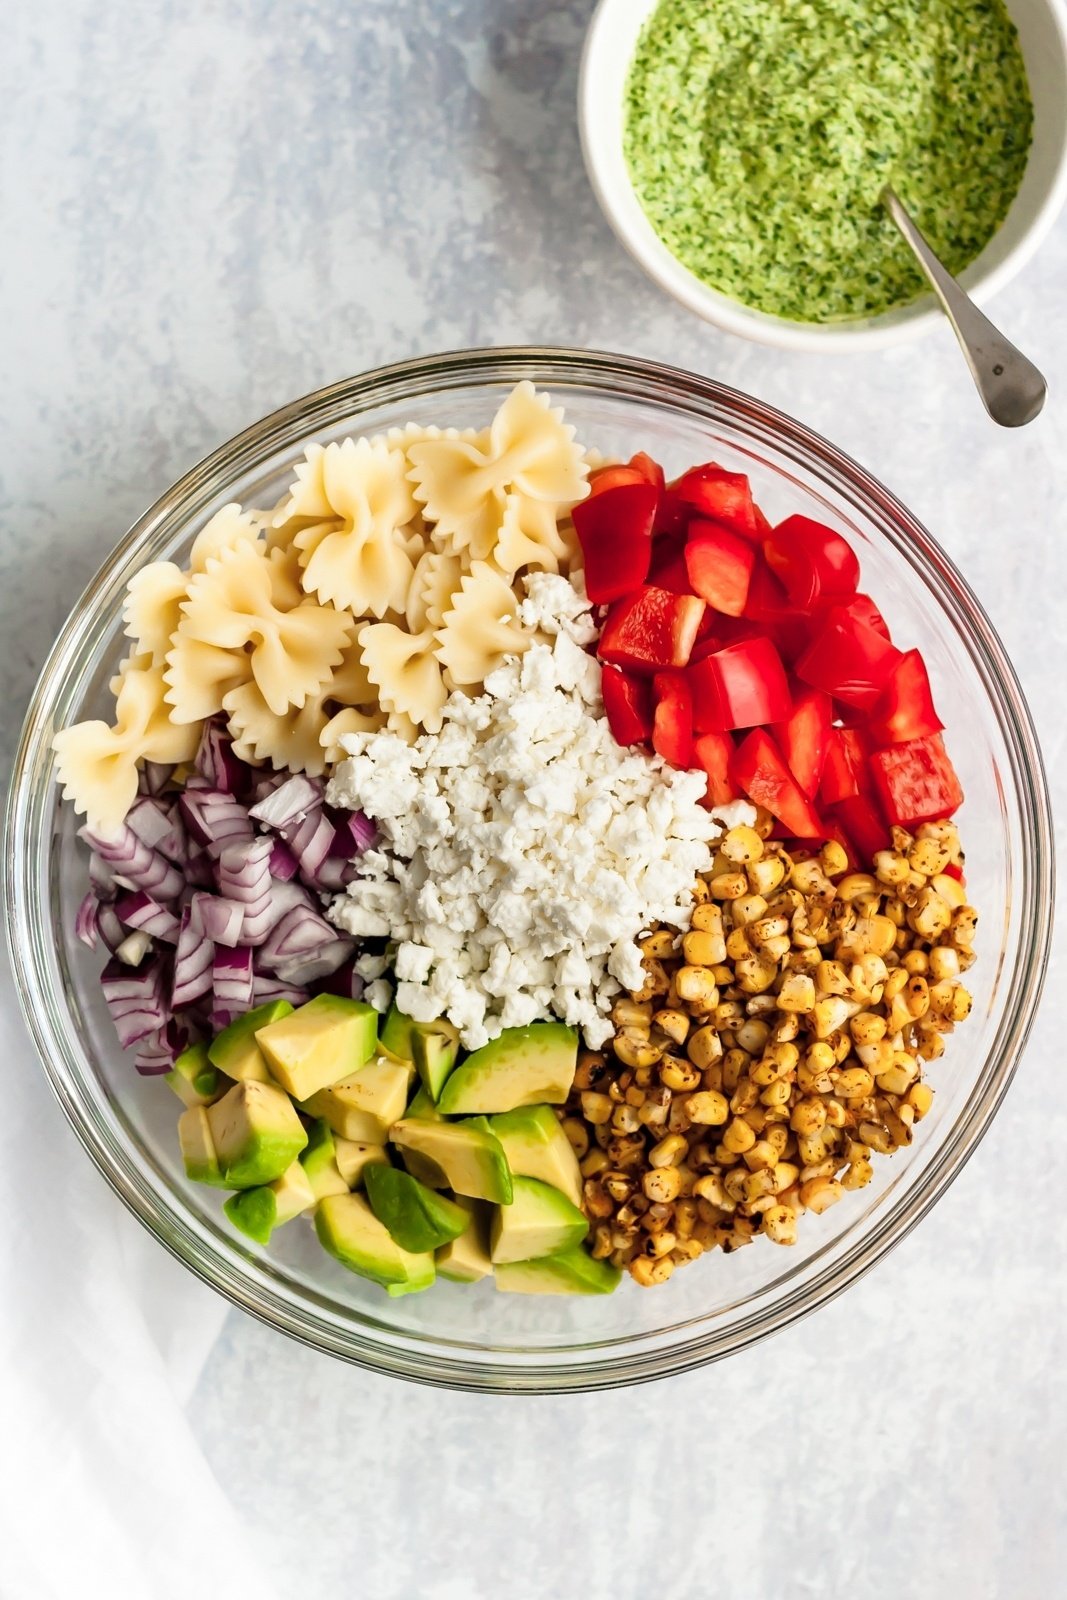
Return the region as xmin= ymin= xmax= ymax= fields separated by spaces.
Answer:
xmin=256 ymin=994 xmax=378 ymax=1100
xmin=364 ymin=1164 xmax=470 ymax=1253
xmin=207 ymin=1080 xmax=308 ymax=1189
xmin=437 ymin=1197 xmax=494 ymax=1283
xmin=166 ymin=1042 xmax=222 ymax=1108
xmin=208 ymin=1000 xmax=293 ymax=1084
xmin=223 ymin=1159 xmax=316 ymax=1244
xmin=314 ymin=1192 xmax=435 ymax=1294
xmin=405 ymin=1084 xmax=443 ymax=1122
xmin=299 ymin=1117 xmax=349 ymax=1200
xmin=300 ymin=1053 xmax=415 ymax=1142
xmin=379 ymin=1003 xmax=416 ymax=1061
xmin=490 ymin=1175 xmax=588 ymax=1264
xmin=411 ymin=1020 xmax=460 ymax=1101
xmin=390 ymin=1116 xmax=513 ymax=1203
xmin=397 ymin=1085 xmax=446 ymax=1183
xmin=178 ymin=1105 xmax=226 ymax=1186
xmin=437 ymin=1023 xmax=578 ymax=1115
xmin=489 ymin=1104 xmax=583 ymax=1208
xmin=495 ymin=1246 xmax=620 ymax=1295
xmin=334 ymin=1136 xmax=390 ymax=1189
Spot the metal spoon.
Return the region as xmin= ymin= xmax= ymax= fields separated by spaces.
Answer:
xmin=882 ymin=185 xmax=1046 ymax=428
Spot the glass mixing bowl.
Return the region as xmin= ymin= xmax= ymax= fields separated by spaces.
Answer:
xmin=4 ymin=348 xmax=1053 ymax=1392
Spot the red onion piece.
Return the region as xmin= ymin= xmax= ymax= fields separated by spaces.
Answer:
xmin=179 ymin=789 xmax=254 ymax=859
xmin=211 ymin=945 xmax=254 ymax=1026
xmin=195 ymin=716 xmax=249 ymax=796
xmin=101 ymin=956 xmax=168 ymax=1049
xmin=251 ymin=771 xmax=288 ymax=805
xmin=259 ymin=901 xmax=339 ymax=970
xmin=267 ymin=837 xmax=300 ymax=882
xmin=88 ymin=852 xmax=118 ymax=902
xmin=249 ymin=773 xmax=324 ymax=833
xmin=217 ymin=837 xmax=274 ymax=946
xmin=115 ymin=891 xmax=181 ymax=944
xmin=273 ymin=939 xmax=354 ymax=986
xmin=317 ymin=957 xmax=365 ymax=1002
xmin=75 ymin=892 xmax=100 ymax=950
xmin=288 ymin=808 xmax=334 ymax=882
xmin=252 ymin=973 xmax=311 ymax=1007
xmin=133 ymin=1018 xmax=190 ymax=1075
xmin=192 ymin=892 xmax=245 ymax=948
xmin=81 ymin=824 xmax=184 ymax=902
xmin=97 ymin=903 xmax=130 ymax=953
xmin=138 ymin=761 xmax=174 ymax=797
xmin=337 ymin=810 xmax=377 ymax=855
xmin=172 ymin=905 xmax=215 ymax=1009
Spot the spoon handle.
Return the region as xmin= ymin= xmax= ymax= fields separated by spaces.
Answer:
xmin=882 ymin=186 xmax=1046 ymax=428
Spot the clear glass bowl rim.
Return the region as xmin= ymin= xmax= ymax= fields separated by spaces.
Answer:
xmin=3 ymin=345 xmax=1055 ymax=1392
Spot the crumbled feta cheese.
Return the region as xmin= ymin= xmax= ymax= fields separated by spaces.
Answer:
xmin=327 ymin=573 xmax=754 ymax=1048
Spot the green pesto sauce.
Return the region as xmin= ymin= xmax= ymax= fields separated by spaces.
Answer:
xmin=623 ymin=0 xmax=1033 ymax=322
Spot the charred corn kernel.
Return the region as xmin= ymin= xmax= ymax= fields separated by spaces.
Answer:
xmin=579 ymin=1147 xmax=610 ymax=1179
xmin=834 ymin=1066 xmax=875 ymax=1099
xmin=850 ymin=1011 xmax=887 ymax=1047
xmin=590 ymin=1224 xmax=614 ymax=1259
xmin=603 ymin=1171 xmax=635 ymax=1203
xmin=951 ymin=906 xmax=978 ymax=945
xmin=653 ymin=1008 xmax=690 ymax=1047
xmin=611 ymin=1103 xmax=641 ymax=1134
xmin=735 ymin=955 xmax=778 ymax=994
xmin=674 ymin=1198 xmax=698 ymax=1237
xmin=902 ymin=950 xmax=929 ymax=975
xmin=630 ymin=1254 xmax=674 ymax=1287
xmin=690 ymin=876 xmax=710 ymax=904
xmin=660 ymin=1057 xmax=701 ymax=1092
xmin=824 ymin=1097 xmax=847 ymax=1130
xmin=873 ymin=850 xmax=910 ymax=887
xmin=770 ymin=1159 xmax=800 ymax=1193
xmin=929 ymin=945 xmax=961 ymax=981
xmin=748 ymin=856 xmax=787 ymax=896
xmin=613 ymin=1029 xmax=663 ymax=1069
xmin=858 ymin=1120 xmax=894 ymax=1155
xmin=735 ymin=1020 xmax=770 ymax=1055
xmin=710 ymin=871 xmax=749 ymax=900
xmin=816 ymin=959 xmax=851 ymax=996
xmin=908 ymin=838 xmax=950 ymax=876
xmin=690 ymin=900 xmax=725 ymax=936
xmin=685 ymin=1089 xmax=730 ymax=1125
xmin=742 ymin=1167 xmax=777 ymax=1204
xmin=744 ymin=1138 xmax=778 ymax=1172
xmin=712 ymin=964 xmax=735 ymax=988
xmin=930 ymin=980 xmax=972 ymax=1022
xmin=721 ymin=1049 xmax=750 ymax=1092
xmin=910 ymin=888 xmax=952 ymax=940
xmin=760 ymin=1078 xmax=792 ymax=1109
xmin=732 ymin=893 xmax=770 ymax=928
xmin=791 ymin=860 xmax=833 ymax=895
xmin=790 ymin=1098 xmax=827 ymax=1136
xmin=813 ymin=996 xmax=854 ymax=1038
xmin=693 ymin=1174 xmax=729 ymax=1207
xmin=637 ymin=1099 xmax=669 ymax=1129
xmin=750 ymin=914 xmax=790 ymax=947
xmin=640 ymin=929 xmax=676 ymax=960
xmin=682 ymin=929 xmax=724 ymax=967
xmin=777 ymin=973 xmax=816 ymax=1013
xmin=624 ymin=1084 xmax=647 ymax=1109
xmin=855 ymin=1039 xmax=894 ymax=1074
xmin=643 ymin=1166 xmax=682 ymax=1204
xmin=907 ymin=1082 xmax=935 ymax=1119
xmin=649 ymin=1133 xmax=688 ymax=1168
xmin=833 ymin=872 xmax=876 ymax=902
xmin=931 ymin=872 xmax=967 ymax=909
xmin=561 ymin=1117 xmax=590 ymax=1159
xmin=799 ymin=1175 xmax=844 ymax=1213
xmin=580 ymin=1091 xmax=613 ymax=1125
xmin=762 ymin=1204 xmax=798 ymax=1244
xmin=722 ymin=1117 xmax=756 ymax=1154
xmin=686 ymin=1024 xmax=723 ymax=1071
xmin=648 ymin=1230 xmax=678 ymax=1259
xmin=883 ymin=966 xmax=909 ymax=1001
xmin=726 ymin=926 xmax=754 ymax=961
xmin=841 ymin=1156 xmax=874 ymax=1190
xmin=582 ymin=1181 xmax=614 ymax=1219
xmin=729 ymin=1078 xmax=760 ymax=1115
xmin=675 ymin=966 xmax=720 ymax=1009
xmin=751 ymin=1054 xmax=783 ymax=1087
xmin=903 ymin=975 xmax=929 ymax=1019
xmin=819 ymin=839 xmax=849 ymax=878
xmin=612 ymin=998 xmax=653 ymax=1028
xmin=721 ymin=825 xmax=764 ymax=865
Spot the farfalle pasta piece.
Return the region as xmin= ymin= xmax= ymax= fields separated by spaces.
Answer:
xmin=407 ymin=383 xmax=588 ymax=560
xmin=173 ymin=540 xmax=352 ymax=717
xmin=492 ymin=494 xmax=572 ymax=577
xmin=360 ymin=622 xmax=448 ymax=734
xmin=52 ymin=660 xmax=200 ymax=833
xmin=188 ymin=504 xmax=261 ymax=573
xmin=320 ymin=705 xmax=389 ymax=765
xmin=434 ymin=560 xmax=530 ymax=687
xmin=406 ymin=549 xmax=466 ymax=633
xmin=224 ymin=640 xmax=380 ymax=775
xmin=122 ymin=563 xmax=188 ymax=667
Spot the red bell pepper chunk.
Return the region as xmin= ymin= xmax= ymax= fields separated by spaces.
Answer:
xmin=819 ymin=727 xmax=868 ymax=805
xmin=774 ymin=687 xmax=832 ymax=798
xmin=730 ymin=728 xmax=824 ymax=839
xmin=869 ymin=733 xmax=964 ymax=829
xmin=796 ymin=603 xmax=903 ymax=710
xmin=572 ymin=482 xmax=657 ymax=604
xmin=764 ymin=514 xmax=860 ymax=610
xmin=742 ymin=560 xmax=813 ymax=663
xmin=831 ymin=793 xmax=890 ymax=868
xmin=693 ymin=731 xmax=737 ymax=808
xmin=942 ymin=861 xmax=966 ymax=885
xmin=652 ymin=671 xmax=694 ymax=769
xmin=588 ymin=463 xmax=648 ymax=496
xmin=647 ymin=551 xmax=693 ymax=596
xmin=600 ymin=664 xmax=653 ymax=747
xmin=867 ymin=649 xmax=944 ymax=745
xmin=598 ymin=586 xmax=706 ymax=675
xmin=688 ymin=637 xmax=791 ymax=734
xmin=844 ymin=592 xmax=890 ymax=639
xmin=659 ymin=463 xmax=761 ymax=541
xmin=684 ymin=519 xmax=756 ymax=617
xmin=628 ymin=451 xmax=665 ymax=491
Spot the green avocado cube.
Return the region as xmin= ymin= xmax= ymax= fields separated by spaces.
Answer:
xmin=495 ymin=1246 xmax=620 ymax=1296
xmin=166 ymin=1042 xmax=221 ymax=1108
xmin=208 ymin=1001 xmax=294 ymax=1084
xmin=223 ymin=1159 xmax=316 ymax=1244
xmin=364 ymin=1164 xmax=470 ymax=1253
xmin=300 ymin=1054 xmax=415 ymax=1142
xmin=490 ymin=1175 xmax=588 ymax=1265
xmin=207 ymin=1080 xmax=308 ymax=1189
xmin=334 ymin=1136 xmax=390 ymax=1189
xmin=411 ymin=1020 xmax=460 ymax=1101
xmin=405 ymin=1084 xmax=443 ymax=1122
xmin=437 ymin=1197 xmax=494 ymax=1283
xmin=299 ymin=1117 xmax=349 ymax=1200
xmin=437 ymin=1023 xmax=578 ymax=1115
xmin=315 ymin=1192 xmax=435 ymax=1294
xmin=379 ymin=1004 xmax=416 ymax=1061
xmin=489 ymin=1104 xmax=583 ymax=1207
xmin=389 ymin=1116 xmax=513 ymax=1204
xmin=256 ymin=994 xmax=378 ymax=1101
xmin=178 ymin=1105 xmax=227 ymax=1187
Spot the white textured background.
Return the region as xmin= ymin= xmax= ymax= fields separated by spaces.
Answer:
xmin=2 ymin=3 xmax=1065 ymax=1597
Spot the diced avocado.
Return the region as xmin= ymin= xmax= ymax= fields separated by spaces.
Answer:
xmin=411 ymin=1019 xmax=460 ymax=1101
xmin=397 ymin=1085 xmax=446 ymax=1183
xmin=364 ymin=1164 xmax=470 ymax=1253
xmin=300 ymin=1053 xmax=415 ymax=1142
xmin=314 ymin=1192 xmax=434 ymax=1293
xmin=490 ymin=1175 xmax=588 ymax=1265
xmin=299 ymin=1117 xmax=349 ymax=1200
xmin=178 ymin=1105 xmax=226 ymax=1186
xmin=166 ymin=1042 xmax=222 ymax=1108
xmin=379 ymin=1004 xmax=416 ymax=1061
xmin=207 ymin=1080 xmax=308 ymax=1189
xmin=386 ymin=1255 xmax=437 ymax=1297
xmin=334 ymin=1137 xmax=390 ymax=1189
xmin=405 ymin=1085 xmax=443 ymax=1122
xmin=389 ymin=1116 xmax=513 ymax=1204
xmin=489 ymin=1104 xmax=583 ymax=1208
xmin=223 ymin=1159 xmax=316 ymax=1244
xmin=437 ymin=1197 xmax=494 ymax=1283
xmin=495 ymin=1246 xmax=620 ymax=1296
xmin=208 ymin=1000 xmax=293 ymax=1084
xmin=256 ymin=994 xmax=378 ymax=1100
xmin=437 ymin=1023 xmax=578 ymax=1115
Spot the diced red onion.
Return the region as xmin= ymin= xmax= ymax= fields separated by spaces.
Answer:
xmin=81 ymin=824 xmax=184 ymax=903
xmin=172 ymin=905 xmax=215 ymax=1009
xmin=288 ymin=808 xmax=334 ymax=882
xmin=179 ymin=789 xmax=254 ymax=859
xmin=251 ymin=771 xmax=288 ymax=805
xmin=115 ymin=891 xmax=181 ymax=944
xmin=88 ymin=852 xmax=117 ymax=902
xmin=257 ymin=878 xmax=316 ymax=937
xmin=127 ymin=796 xmax=188 ymax=864
xmin=273 ymin=939 xmax=354 ymax=986
xmin=192 ymin=892 xmax=245 ymax=948
xmin=267 ymin=837 xmax=300 ymax=882
xmin=133 ymin=1018 xmax=190 ymax=1075
xmin=252 ymin=973 xmax=311 ymax=1007
xmin=101 ymin=956 xmax=168 ymax=1049
xmin=75 ymin=892 xmax=100 ymax=950
xmin=335 ymin=810 xmax=377 ymax=855
xmin=249 ymin=773 xmax=324 ymax=833
xmin=97 ymin=903 xmax=129 ymax=953
xmin=259 ymin=901 xmax=343 ymax=969
xmin=195 ymin=716 xmax=249 ymax=796
xmin=138 ymin=761 xmax=174 ymax=797
xmin=212 ymin=945 xmax=255 ymax=1024
xmin=217 ymin=837 xmax=274 ymax=946
xmin=317 ymin=957 xmax=365 ymax=1001
xmin=184 ymin=847 xmax=217 ymax=888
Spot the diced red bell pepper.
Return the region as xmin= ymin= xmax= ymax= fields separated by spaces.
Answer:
xmin=774 ymin=687 xmax=832 ymax=798
xmin=684 ymin=519 xmax=756 ymax=616
xmin=652 ymin=671 xmax=693 ymax=768
xmin=831 ymin=793 xmax=890 ymax=868
xmin=628 ymin=451 xmax=665 ymax=492
xmin=869 ymin=733 xmax=964 ymax=829
xmin=742 ymin=560 xmax=813 ymax=663
xmin=796 ymin=603 xmax=903 ymax=710
xmin=588 ymin=464 xmax=648 ymax=496
xmin=867 ymin=649 xmax=944 ymax=745
xmin=598 ymin=586 xmax=706 ymax=675
xmin=693 ymin=731 xmax=737 ymax=808
xmin=819 ymin=727 xmax=868 ymax=805
xmin=730 ymin=728 xmax=824 ymax=839
xmin=647 ymin=551 xmax=692 ymax=596
xmin=688 ymin=637 xmax=791 ymax=734
xmin=763 ymin=514 xmax=860 ymax=609
xmin=844 ymin=592 xmax=890 ymax=640
xmin=659 ymin=464 xmax=761 ymax=541
xmin=942 ymin=861 xmax=965 ymax=884
xmin=572 ymin=482 xmax=657 ymax=604
xmin=600 ymin=664 xmax=653 ymax=747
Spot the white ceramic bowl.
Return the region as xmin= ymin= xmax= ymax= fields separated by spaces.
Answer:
xmin=579 ymin=0 xmax=1067 ymax=352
